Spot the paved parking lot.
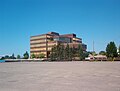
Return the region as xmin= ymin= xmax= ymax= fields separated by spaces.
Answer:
xmin=0 ymin=62 xmax=120 ymax=91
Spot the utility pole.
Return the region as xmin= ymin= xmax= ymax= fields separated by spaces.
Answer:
xmin=93 ymin=41 xmax=95 ymax=60
xmin=93 ymin=41 xmax=94 ymax=52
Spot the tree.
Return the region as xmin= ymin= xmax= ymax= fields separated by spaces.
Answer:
xmin=4 ymin=55 xmax=10 ymax=59
xmin=1 ymin=57 xmax=5 ymax=60
xmin=50 ymin=47 xmax=55 ymax=61
xmin=50 ymin=44 xmax=85 ymax=61
xmin=92 ymin=51 xmax=97 ymax=56
xmin=83 ymin=52 xmax=89 ymax=58
xmin=50 ymin=44 xmax=65 ymax=61
xmin=58 ymin=44 xmax=65 ymax=61
xmin=17 ymin=55 xmax=21 ymax=59
xmin=50 ymin=45 xmax=57 ymax=61
xmin=50 ymin=44 xmax=66 ymax=61
xmin=10 ymin=53 xmax=16 ymax=59
xmin=31 ymin=54 xmax=36 ymax=59
xmin=60 ymin=45 xmax=65 ymax=60
xmin=72 ymin=47 xmax=77 ymax=60
xmin=56 ymin=43 xmax=61 ymax=60
xmin=23 ymin=51 xmax=29 ymax=59
xmin=106 ymin=42 xmax=118 ymax=59
xmin=69 ymin=47 xmax=73 ymax=61
xmin=64 ymin=44 xmax=70 ymax=60
xmin=38 ymin=53 xmax=45 ymax=58
xmin=99 ymin=51 xmax=106 ymax=55
xmin=78 ymin=44 xmax=84 ymax=60
xmin=118 ymin=45 xmax=120 ymax=57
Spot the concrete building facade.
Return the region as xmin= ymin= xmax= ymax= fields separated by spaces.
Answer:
xmin=30 ymin=32 xmax=87 ymax=58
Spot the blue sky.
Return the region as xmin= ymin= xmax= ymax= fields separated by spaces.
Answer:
xmin=0 ymin=0 xmax=120 ymax=56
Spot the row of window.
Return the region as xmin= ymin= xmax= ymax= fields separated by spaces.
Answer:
xmin=31 ymin=35 xmax=46 ymax=40
xmin=30 ymin=52 xmax=47 ymax=55
xmin=30 ymin=43 xmax=56 ymax=47
xmin=30 ymin=47 xmax=52 ymax=51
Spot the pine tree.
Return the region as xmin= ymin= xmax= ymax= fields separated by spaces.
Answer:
xmin=50 ymin=47 xmax=54 ymax=61
xmin=10 ymin=53 xmax=16 ymax=59
xmin=99 ymin=51 xmax=106 ymax=55
xmin=106 ymin=42 xmax=118 ymax=60
xmin=17 ymin=55 xmax=21 ymax=59
xmin=38 ymin=53 xmax=45 ymax=58
xmin=78 ymin=44 xmax=83 ymax=60
xmin=31 ymin=54 xmax=35 ymax=59
xmin=57 ymin=43 xmax=61 ymax=61
xmin=65 ymin=44 xmax=70 ymax=60
xmin=118 ymin=45 xmax=120 ymax=57
xmin=60 ymin=45 xmax=64 ymax=61
xmin=69 ymin=47 xmax=73 ymax=61
xmin=50 ymin=45 xmax=57 ymax=61
xmin=23 ymin=51 xmax=29 ymax=59
xmin=72 ymin=46 xmax=76 ymax=60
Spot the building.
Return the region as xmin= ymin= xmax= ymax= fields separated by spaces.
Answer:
xmin=85 ymin=54 xmax=107 ymax=61
xmin=30 ymin=32 xmax=87 ymax=58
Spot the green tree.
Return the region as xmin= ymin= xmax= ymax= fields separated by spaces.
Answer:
xmin=64 ymin=44 xmax=70 ymax=60
xmin=50 ymin=45 xmax=58 ymax=61
xmin=72 ymin=47 xmax=76 ymax=60
xmin=84 ymin=52 xmax=89 ymax=57
xmin=1 ymin=57 xmax=5 ymax=60
xmin=56 ymin=43 xmax=61 ymax=60
xmin=92 ymin=51 xmax=97 ymax=56
xmin=55 ymin=44 xmax=64 ymax=61
xmin=99 ymin=51 xmax=106 ymax=55
xmin=50 ymin=44 xmax=65 ymax=61
xmin=57 ymin=44 xmax=64 ymax=61
xmin=9 ymin=53 xmax=16 ymax=59
xmin=118 ymin=45 xmax=120 ymax=57
xmin=50 ymin=47 xmax=55 ymax=61
xmin=31 ymin=54 xmax=35 ymax=59
xmin=78 ymin=44 xmax=84 ymax=60
xmin=38 ymin=53 xmax=45 ymax=58
xmin=60 ymin=45 xmax=65 ymax=60
xmin=4 ymin=55 xmax=10 ymax=59
xmin=82 ymin=52 xmax=89 ymax=60
xmin=23 ymin=51 xmax=29 ymax=59
xmin=69 ymin=47 xmax=73 ymax=61
xmin=17 ymin=55 xmax=21 ymax=59
xmin=54 ymin=45 xmax=57 ymax=60
xmin=106 ymin=42 xmax=118 ymax=60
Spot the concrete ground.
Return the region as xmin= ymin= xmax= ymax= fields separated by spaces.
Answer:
xmin=0 ymin=62 xmax=120 ymax=91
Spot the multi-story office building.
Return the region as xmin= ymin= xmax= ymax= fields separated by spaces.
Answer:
xmin=30 ymin=32 xmax=87 ymax=58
